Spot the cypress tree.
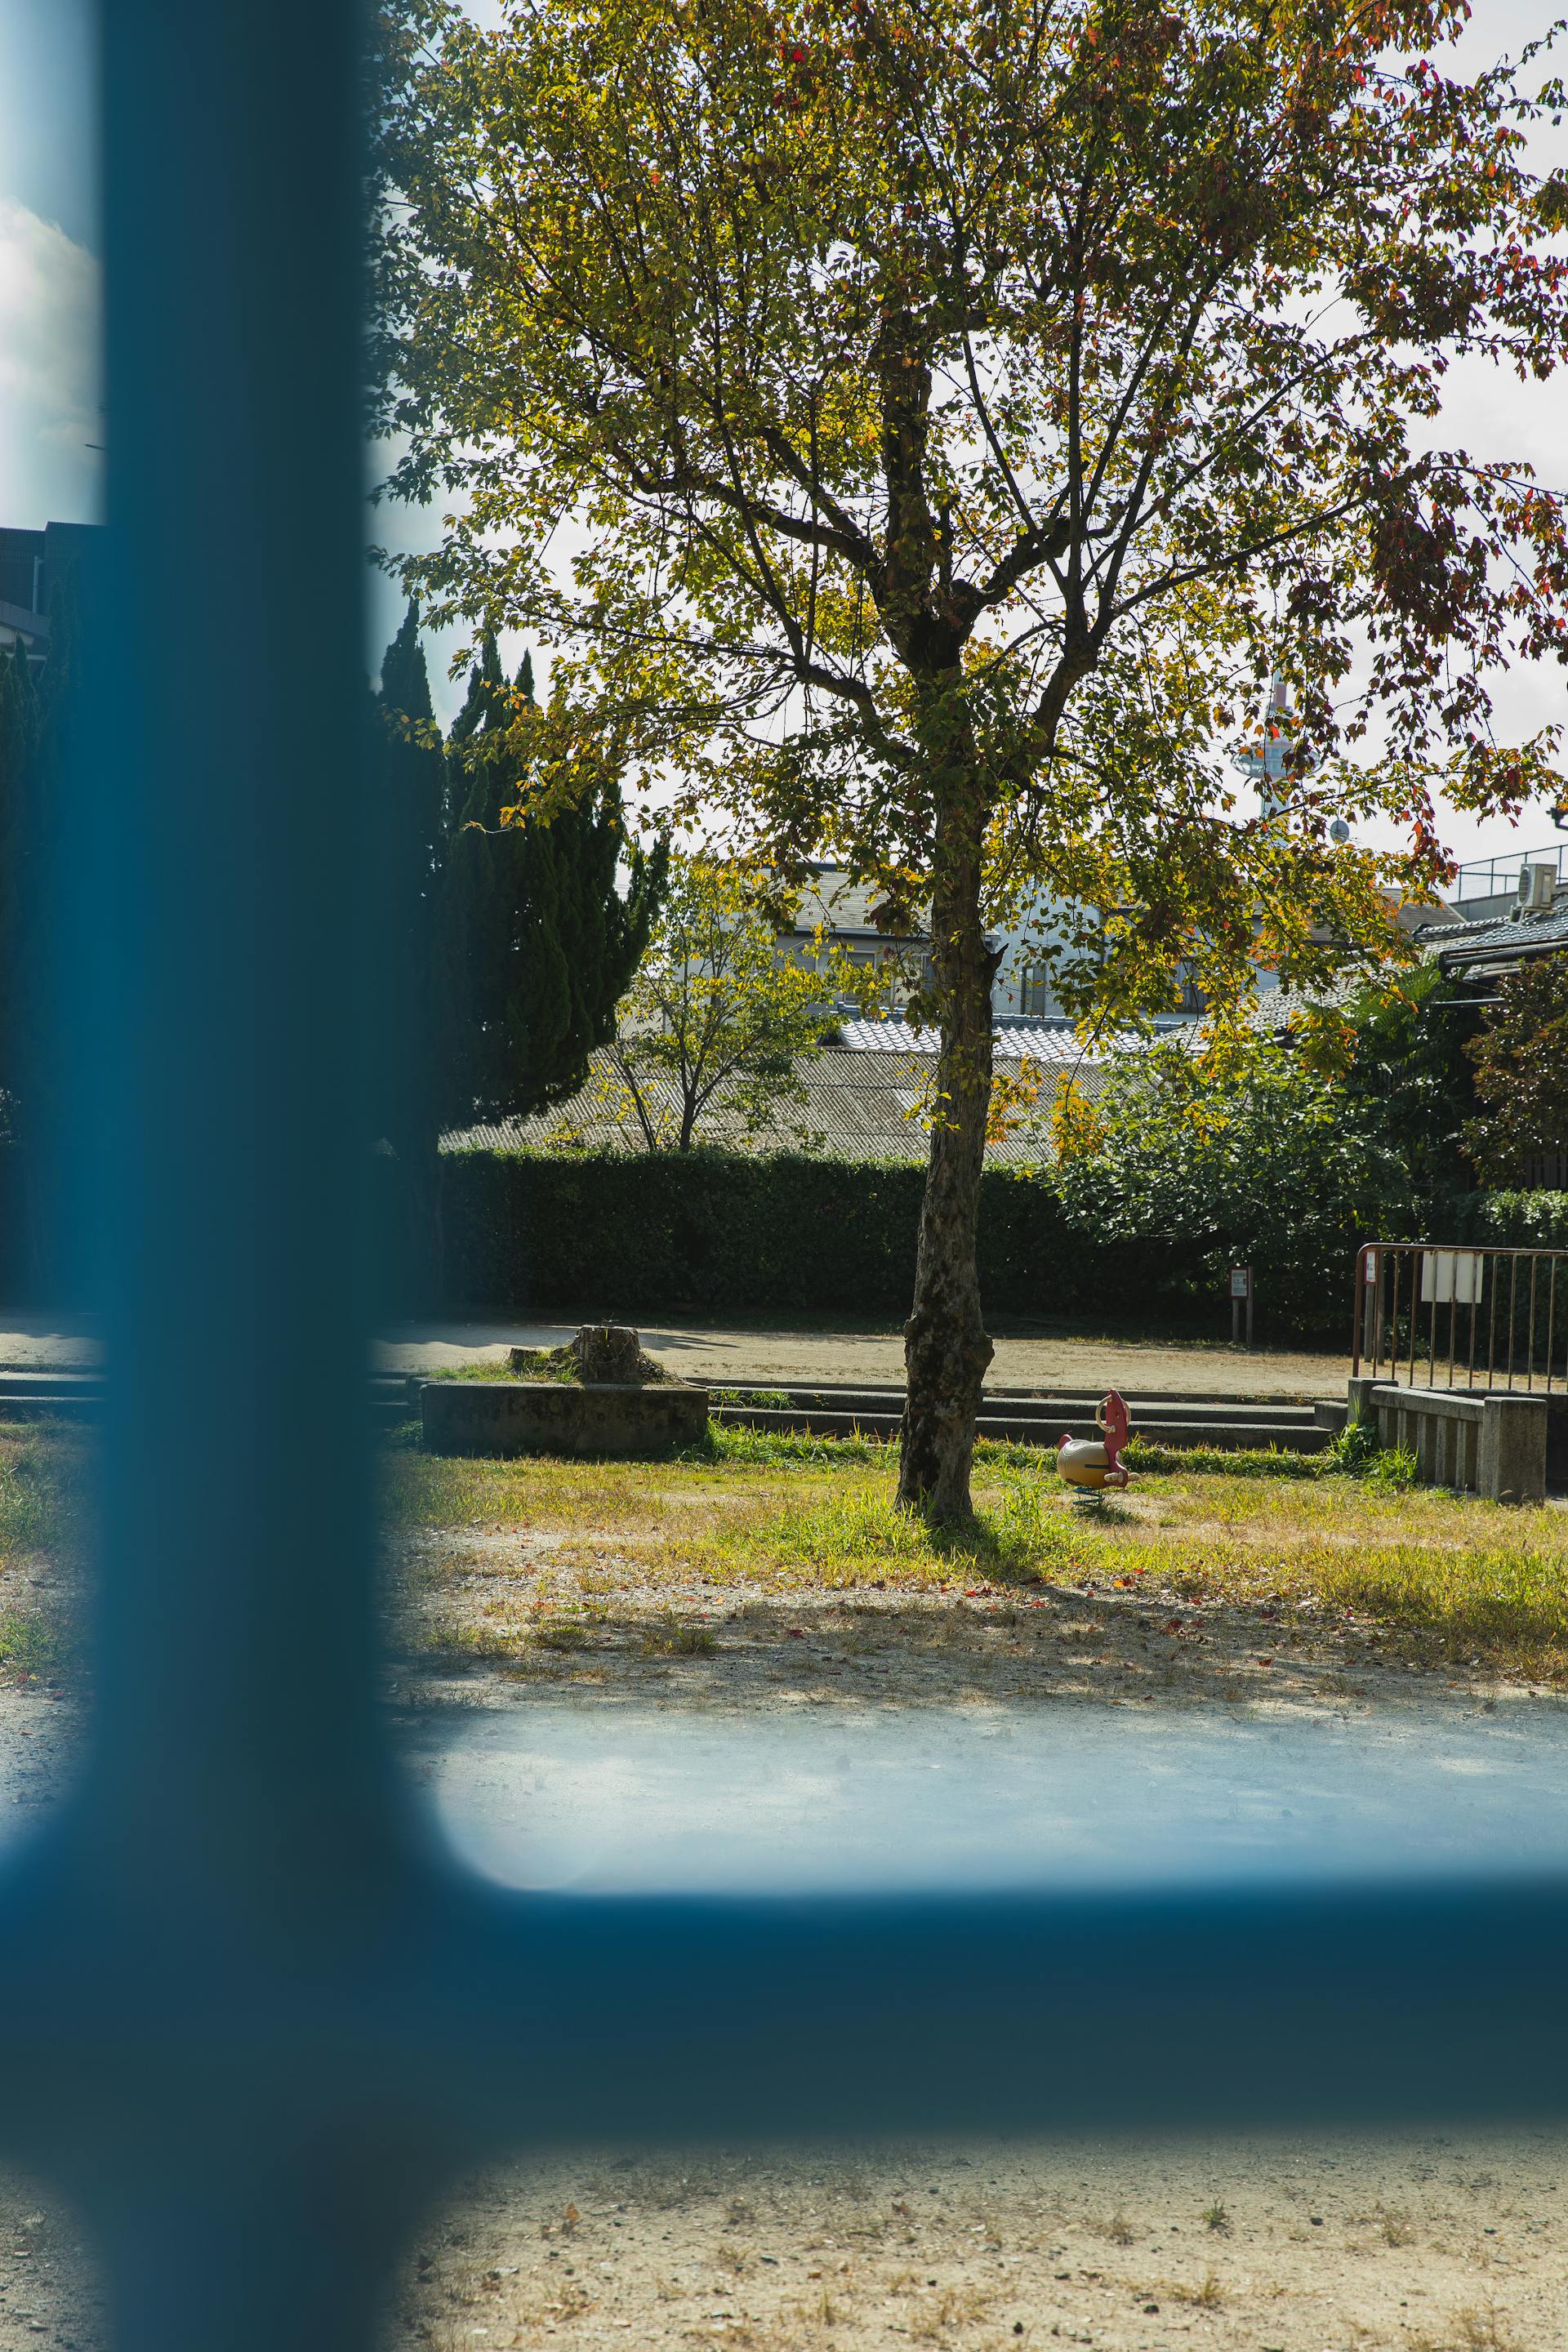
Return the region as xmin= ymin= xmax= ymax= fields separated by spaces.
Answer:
xmin=372 ymin=616 xmax=666 ymax=1299
xmin=0 ymin=566 xmax=87 ymax=1299
xmin=372 ymin=602 xmax=453 ymax=1293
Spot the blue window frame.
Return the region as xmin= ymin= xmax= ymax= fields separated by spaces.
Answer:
xmin=11 ymin=9 xmax=1566 ymax=2350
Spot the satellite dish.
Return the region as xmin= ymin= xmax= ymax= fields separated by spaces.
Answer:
xmin=1330 ymin=817 xmax=1350 ymax=844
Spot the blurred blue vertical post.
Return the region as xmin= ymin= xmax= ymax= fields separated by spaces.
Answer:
xmin=74 ymin=0 xmax=396 ymax=1919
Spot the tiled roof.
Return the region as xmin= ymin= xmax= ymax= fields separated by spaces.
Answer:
xmin=443 ymin=1044 xmax=1102 ymax=1165
xmin=831 ymin=1013 xmax=1125 ymax=1066
xmin=1433 ymin=896 xmax=1568 ymax=972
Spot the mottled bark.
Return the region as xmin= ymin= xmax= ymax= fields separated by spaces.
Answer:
xmin=897 ymin=771 xmax=996 ymax=1523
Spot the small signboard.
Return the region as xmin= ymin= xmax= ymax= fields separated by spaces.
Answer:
xmin=1421 ymin=1249 xmax=1483 ymax=1307
xmin=1229 ymin=1264 xmax=1254 ymax=1347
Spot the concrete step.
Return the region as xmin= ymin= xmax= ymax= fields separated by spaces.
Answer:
xmin=710 ymin=1380 xmax=1321 ymax=1422
xmin=0 ymin=1376 xmax=412 ymax=1427
xmin=714 ymin=1405 xmax=1331 ymax=1453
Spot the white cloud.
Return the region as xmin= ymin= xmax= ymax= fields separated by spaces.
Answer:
xmin=0 ymin=197 xmax=101 ymax=528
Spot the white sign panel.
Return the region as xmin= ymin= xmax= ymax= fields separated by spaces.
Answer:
xmin=1421 ymin=1250 xmax=1483 ymax=1306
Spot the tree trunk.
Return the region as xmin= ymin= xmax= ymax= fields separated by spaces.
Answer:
xmin=898 ymin=775 xmax=996 ymax=1523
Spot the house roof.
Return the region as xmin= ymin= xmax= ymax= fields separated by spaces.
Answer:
xmin=1432 ymin=895 xmax=1568 ymax=975
xmin=831 ymin=1013 xmax=1133 ymax=1065
xmin=443 ymin=1041 xmax=1102 ymax=1165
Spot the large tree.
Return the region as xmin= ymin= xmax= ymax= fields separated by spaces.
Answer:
xmin=372 ymin=611 xmax=667 ymax=1293
xmin=372 ymin=0 xmax=1568 ymax=1516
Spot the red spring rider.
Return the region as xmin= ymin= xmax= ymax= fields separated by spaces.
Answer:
xmin=1057 ymin=1388 xmax=1132 ymax=1491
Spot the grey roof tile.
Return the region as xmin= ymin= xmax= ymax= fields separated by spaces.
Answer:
xmin=442 ymin=1044 xmax=1102 ymax=1165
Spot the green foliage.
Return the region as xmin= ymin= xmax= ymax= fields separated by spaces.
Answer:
xmin=1322 ymin=1416 xmax=1418 ymax=1492
xmin=0 ymin=567 xmax=88 ymax=1145
xmin=405 ymin=1143 xmax=1365 ymax=1328
xmin=1336 ymin=966 xmax=1481 ymax=1204
xmin=563 ymin=853 xmax=884 ymax=1152
xmin=0 ymin=638 xmax=40 ymax=1138
xmin=371 ymin=608 xmax=667 ymax=1291
xmin=1050 ymin=1040 xmax=1412 ymax=1327
xmin=1325 ymin=1415 xmax=1383 ymax=1477
xmin=372 ymin=0 xmax=1568 ymax=1014
xmin=1461 ymin=959 xmax=1568 ymax=1184
xmin=372 ymin=600 xmax=455 ymax=1159
xmin=1452 ymin=1188 xmax=1568 ymax=1250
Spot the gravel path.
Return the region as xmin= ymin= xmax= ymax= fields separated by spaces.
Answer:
xmin=0 ymin=1312 xmax=1351 ymax=1401
xmin=376 ymin=1319 xmax=1351 ymax=1402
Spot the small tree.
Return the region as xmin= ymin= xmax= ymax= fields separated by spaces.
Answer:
xmin=1463 ymin=960 xmax=1568 ymax=1183
xmin=0 ymin=639 xmax=41 ymax=1143
xmin=577 ymin=854 xmax=883 ymax=1151
xmin=1336 ymin=966 xmax=1481 ymax=1205
xmin=0 ymin=579 xmax=88 ymax=1297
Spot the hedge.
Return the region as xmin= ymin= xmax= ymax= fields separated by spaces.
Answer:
xmin=385 ymin=1147 xmax=1405 ymax=1334
xmin=424 ymin=1146 xmax=1207 ymax=1322
xmin=10 ymin=1137 xmax=1564 ymax=1338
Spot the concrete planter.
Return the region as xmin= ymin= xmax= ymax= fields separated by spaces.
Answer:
xmin=421 ymin=1377 xmax=709 ymax=1459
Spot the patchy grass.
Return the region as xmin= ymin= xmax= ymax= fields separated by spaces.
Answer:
xmin=0 ymin=1426 xmax=91 ymax=1557
xmin=382 ymin=1434 xmax=1568 ymax=1681
xmin=0 ymin=1420 xmax=92 ymax=1686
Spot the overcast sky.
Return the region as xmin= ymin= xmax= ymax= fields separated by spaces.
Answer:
xmin=2 ymin=0 xmax=1564 ymax=871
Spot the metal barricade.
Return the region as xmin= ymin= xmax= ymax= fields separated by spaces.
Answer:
xmin=0 ymin=14 xmax=1562 ymax=2352
xmin=1353 ymin=1241 xmax=1568 ymax=1392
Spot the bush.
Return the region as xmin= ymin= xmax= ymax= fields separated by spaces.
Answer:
xmin=1049 ymin=1041 xmax=1415 ymax=1329
xmin=381 ymin=1144 xmax=1568 ymax=1334
xmin=370 ymin=1143 xmax=1393 ymax=1334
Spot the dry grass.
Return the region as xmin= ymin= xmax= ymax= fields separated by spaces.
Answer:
xmin=383 ymin=1441 xmax=1568 ymax=1682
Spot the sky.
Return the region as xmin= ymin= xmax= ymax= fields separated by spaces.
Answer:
xmin=2 ymin=0 xmax=1566 ymax=875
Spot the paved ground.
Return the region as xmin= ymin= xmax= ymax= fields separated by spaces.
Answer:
xmin=375 ymin=1318 xmax=1353 ymax=1401
xmin=0 ymin=1310 xmax=1353 ymax=1401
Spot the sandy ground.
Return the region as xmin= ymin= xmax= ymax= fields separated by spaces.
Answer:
xmin=0 ymin=1633 xmax=1562 ymax=2350
xmin=0 ymin=1311 xmax=1350 ymax=1401
xmin=385 ymin=1579 xmax=1568 ymax=2349
xmin=376 ymin=1321 xmax=1351 ymax=1403
xmin=396 ymin=2131 xmax=1568 ymax=2352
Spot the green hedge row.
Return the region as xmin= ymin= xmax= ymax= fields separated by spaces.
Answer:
xmin=398 ymin=1147 xmax=1437 ymax=1334
xmin=1452 ymin=1189 xmax=1568 ymax=1250
xmin=427 ymin=1147 xmax=1206 ymax=1321
xmin=9 ymin=1135 xmax=1564 ymax=1336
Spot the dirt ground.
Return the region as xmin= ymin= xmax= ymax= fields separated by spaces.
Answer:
xmin=396 ymin=2131 xmax=1568 ymax=2352
xmin=386 ymin=1544 xmax=1568 ymax=2352
xmin=375 ymin=1320 xmax=1352 ymax=1404
xmin=400 ymin=1532 xmax=1544 ymax=1713
xmin=0 ymin=1655 xmax=1561 ymax=2351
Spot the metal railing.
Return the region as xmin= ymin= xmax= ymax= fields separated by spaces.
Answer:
xmin=1450 ymin=843 xmax=1568 ymax=902
xmin=2 ymin=17 xmax=1565 ymax=2352
xmin=1352 ymin=1241 xmax=1568 ymax=1392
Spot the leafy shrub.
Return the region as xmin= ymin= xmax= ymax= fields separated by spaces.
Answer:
xmin=1051 ymin=1040 xmax=1414 ymax=1328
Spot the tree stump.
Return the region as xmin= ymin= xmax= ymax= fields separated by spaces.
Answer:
xmin=572 ymin=1323 xmax=649 ymax=1383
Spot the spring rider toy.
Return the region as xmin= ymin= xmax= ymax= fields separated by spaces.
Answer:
xmin=1057 ymin=1389 xmax=1131 ymax=1494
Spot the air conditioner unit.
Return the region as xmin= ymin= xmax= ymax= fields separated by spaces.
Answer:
xmin=1515 ymin=862 xmax=1557 ymax=912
